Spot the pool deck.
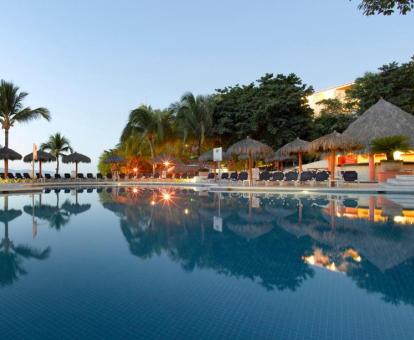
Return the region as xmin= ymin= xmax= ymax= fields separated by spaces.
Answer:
xmin=0 ymin=179 xmax=413 ymax=195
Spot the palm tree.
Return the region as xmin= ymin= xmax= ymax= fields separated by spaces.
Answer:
xmin=0 ymin=80 xmax=51 ymax=175
xmin=41 ymin=133 xmax=72 ymax=175
xmin=121 ymin=105 xmax=172 ymax=174
xmin=171 ymin=92 xmax=214 ymax=156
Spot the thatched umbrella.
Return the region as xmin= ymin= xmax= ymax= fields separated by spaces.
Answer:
xmin=62 ymin=152 xmax=91 ymax=177
xmin=0 ymin=147 xmax=22 ymax=178
xmin=308 ymin=131 xmax=361 ymax=183
xmin=279 ymin=137 xmax=309 ymax=173
xmin=226 ymin=137 xmax=273 ymax=185
xmin=23 ymin=150 xmax=56 ymax=177
xmin=104 ymin=155 xmax=125 ymax=164
xmin=343 ymin=98 xmax=414 ymax=181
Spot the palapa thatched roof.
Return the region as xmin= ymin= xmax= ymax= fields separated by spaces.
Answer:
xmin=227 ymin=222 xmax=274 ymax=240
xmin=343 ymin=98 xmax=414 ymax=152
xmin=198 ymin=149 xmax=228 ymax=162
xmin=0 ymin=209 xmax=22 ymax=223
xmin=226 ymin=137 xmax=273 ymax=157
xmin=279 ymin=137 xmax=309 ymax=156
xmin=265 ymin=148 xmax=296 ymax=162
xmin=62 ymin=152 xmax=91 ymax=164
xmin=0 ymin=147 xmax=22 ymax=160
xmin=23 ymin=150 xmax=56 ymax=163
xmin=103 ymin=155 xmax=125 ymax=164
xmin=308 ymin=131 xmax=362 ymax=153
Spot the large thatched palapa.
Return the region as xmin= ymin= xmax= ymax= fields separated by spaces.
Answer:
xmin=343 ymin=98 xmax=414 ymax=151
xmin=23 ymin=150 xmax=56 ymax=176
xmin=62 ymin=152 xmax=91 ymax=177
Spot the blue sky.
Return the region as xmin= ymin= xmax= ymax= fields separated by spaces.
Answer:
xmin=0 ymin=0 xmax=412 ymax=173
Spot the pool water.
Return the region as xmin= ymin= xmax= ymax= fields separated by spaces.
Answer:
xmin=1 ymin=187 xmax=414 ymax=339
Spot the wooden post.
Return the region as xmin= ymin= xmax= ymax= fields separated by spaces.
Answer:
xmin=368 ymin=154 xmax=375 ymax=182
xmin=298 ymin=152 xmax=303 ymax=173
xmin=39 ymin=161 xmax=42 ymax=177
xmin=248 ymin=151 xmax=253 ymax=186
xmin=330 ymin=150 xmax=336 ymax=186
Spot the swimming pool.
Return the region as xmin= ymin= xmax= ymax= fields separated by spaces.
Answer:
xmin=1 ymin=187 xmax=414 ymax=339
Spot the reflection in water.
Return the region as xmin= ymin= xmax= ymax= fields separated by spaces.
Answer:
xmin=0 ymin=196 xmax=50 ymax=286
xmin=100 ymin=188 xmax=414 ymax=305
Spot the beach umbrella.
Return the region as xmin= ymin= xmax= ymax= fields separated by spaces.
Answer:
xmin=278 ymin=137 xmax=309 ymax=173
xmin=343 ymin=98 xmax=414 ymax=181
xmin=226 ymin=137 xmax=273 ymax=186
xmin=227 ymin=222 xmax=273 ymax=241
xmin=308 ymin=131 xmax=361 ymax=183
xmin=23 ymin=150 xmax=56 ymax=177
xmin=0 ymin=147 xmax=22 ymax=178
xmin=62 ymin=152 xmax=91 ymax=177
xmin=103 ymin=155 xmax=125 ymax=164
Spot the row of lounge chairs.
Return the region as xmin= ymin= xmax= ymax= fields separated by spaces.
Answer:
xmin=206 ymin=170 xmax=359 ymax=184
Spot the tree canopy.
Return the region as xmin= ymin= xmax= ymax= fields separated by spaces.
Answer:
xmin=346 ymin=58 xmax=414 ymax=114
xmin=356 ymin=0 xmax=414 ymax=15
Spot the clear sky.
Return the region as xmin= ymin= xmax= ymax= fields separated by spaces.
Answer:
xmin=0 ymin=0 xmax=412 ymax=173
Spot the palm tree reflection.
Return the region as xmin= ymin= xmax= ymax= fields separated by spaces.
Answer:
xmin=0 ymin=196 xmax=50 ymax=286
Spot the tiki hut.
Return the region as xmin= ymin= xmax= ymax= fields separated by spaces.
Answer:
xmin=226 ymin=137 xmax=273 ymax=185
xmin=308 ymin=131 xmax=361 ymax=183
xmin=62 ymin=152 xmax=91 ymax=177
xmin=0 ymin=147 xmax=22 ymax=178
xmin=23 ymin=150 xmax=56 ymax=177
xmin=343 ymin=98 xmax=414 ymax=181
xmin=278 ymin=138 xmax=309 ymax=173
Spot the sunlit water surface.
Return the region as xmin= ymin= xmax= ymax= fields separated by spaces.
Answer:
xmin=1 ymin=187 xmax=414 ymax=339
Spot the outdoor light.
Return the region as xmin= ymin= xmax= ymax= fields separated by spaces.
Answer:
xmin=163 ymin=192 xmax=171 ymax=200
xmin=132 ymin=187 xmax=138 ymax=193
xmin=150 ymin=200 xmax=156 ymax=206
xmin=164 ymin=161 xmax=170 ymax=167
xmin=184 ymin=208 xmax=189 ymax=215
xmin=393 ymin=151 xmax=403 ymax=160
xmin=133 ymin=167 xmax=138 ymax=172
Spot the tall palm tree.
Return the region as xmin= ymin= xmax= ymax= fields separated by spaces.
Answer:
xmin=121 ymin=105 xmax=172 ymax=174
xmin=0 ymin=80 xmax=51 ymax=175
xmin=41 ymin=133 xmax=72 ymax=175
xmin=171 ymin=92 xmax=214 ymax=156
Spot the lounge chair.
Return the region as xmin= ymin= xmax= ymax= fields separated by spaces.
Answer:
xmin=55 ymin=174 xmax=62 ymax=180
xmin=0 ymin=173 xmax=4 ymax=180
xmin=238 ymin=171 xmax=248 ymax=183
xmin=299 ymin=171 xmax=313 ymax=183
xmin=64 ymin=188 xmax=70 ymax=193
xmin=221 ymin=173 xmax=229 ymax=181
xmin=106 ymin=173 xmax=113 ymax=180
xmin=166 ymin=173 xmax=173 ymax=179
xmin=341 ymin=171 xmax=358 ymax=183
xmin=230 ymin=172 xmax=238 ymax=181
xmin=44 ymin=188 xmax=51 ymax=193
xmin=23 ymin=173 xmax=31 ymax=180
xmin=258 ymin=171 xmax=270 ymax=184
xmin=119 ymin=173 xmax=126 ymax=180
xmin=97 ymin=173 xmax=103 ymax=180
xmin=77 ymin=173 xmax=85 ymax=180
xmin=87 ymin=188 xmax=93 ymax=193
xmin=87 ymin=173 xmax=95 ymax=180
xmin=36 ymin=173 xmax=44 ymax=180
xmin=207 ymin=173 xmax=216 ymax=182
xmin=270 ymin=171 xmax=284 ymax=183
xmin=45 ymin=173 xmax=52 ymax=180
xmin=15 ymin=173 xmax=23 ymax=180
xmin=64 ymin=173 xmax=71 ymax=180
xmin=284 ymin=171 xmax=298 ymax=182
xmin=153 ymin=173 xmax=160 ymax=179
xmin=315 ymin=171 xmax=329 ymax=183
xmin=7 ymin=173 xmax=15 ymax=180
xmin=97 ymin=188 xmax=103 ymax=193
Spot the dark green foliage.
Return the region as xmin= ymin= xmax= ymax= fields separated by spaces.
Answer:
xmin=370 ymin=135 xmax=411 ymax=160
xmin=312 ymin=99 xmax=357 ymax=138
xmin=212 ymin=73 xmax=314 ymax=150
xmin=347 ymin=59 xmax=414 ymax=114
xmin=356 ymin=0 xmax=414 ymax=15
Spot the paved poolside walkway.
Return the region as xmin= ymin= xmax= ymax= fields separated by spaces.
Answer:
xmin=0 ymin=179 xmax=413 ymax=195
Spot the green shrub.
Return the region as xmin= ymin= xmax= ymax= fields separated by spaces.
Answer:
xmin=370 ymin=135 xmax=411 ymax=160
